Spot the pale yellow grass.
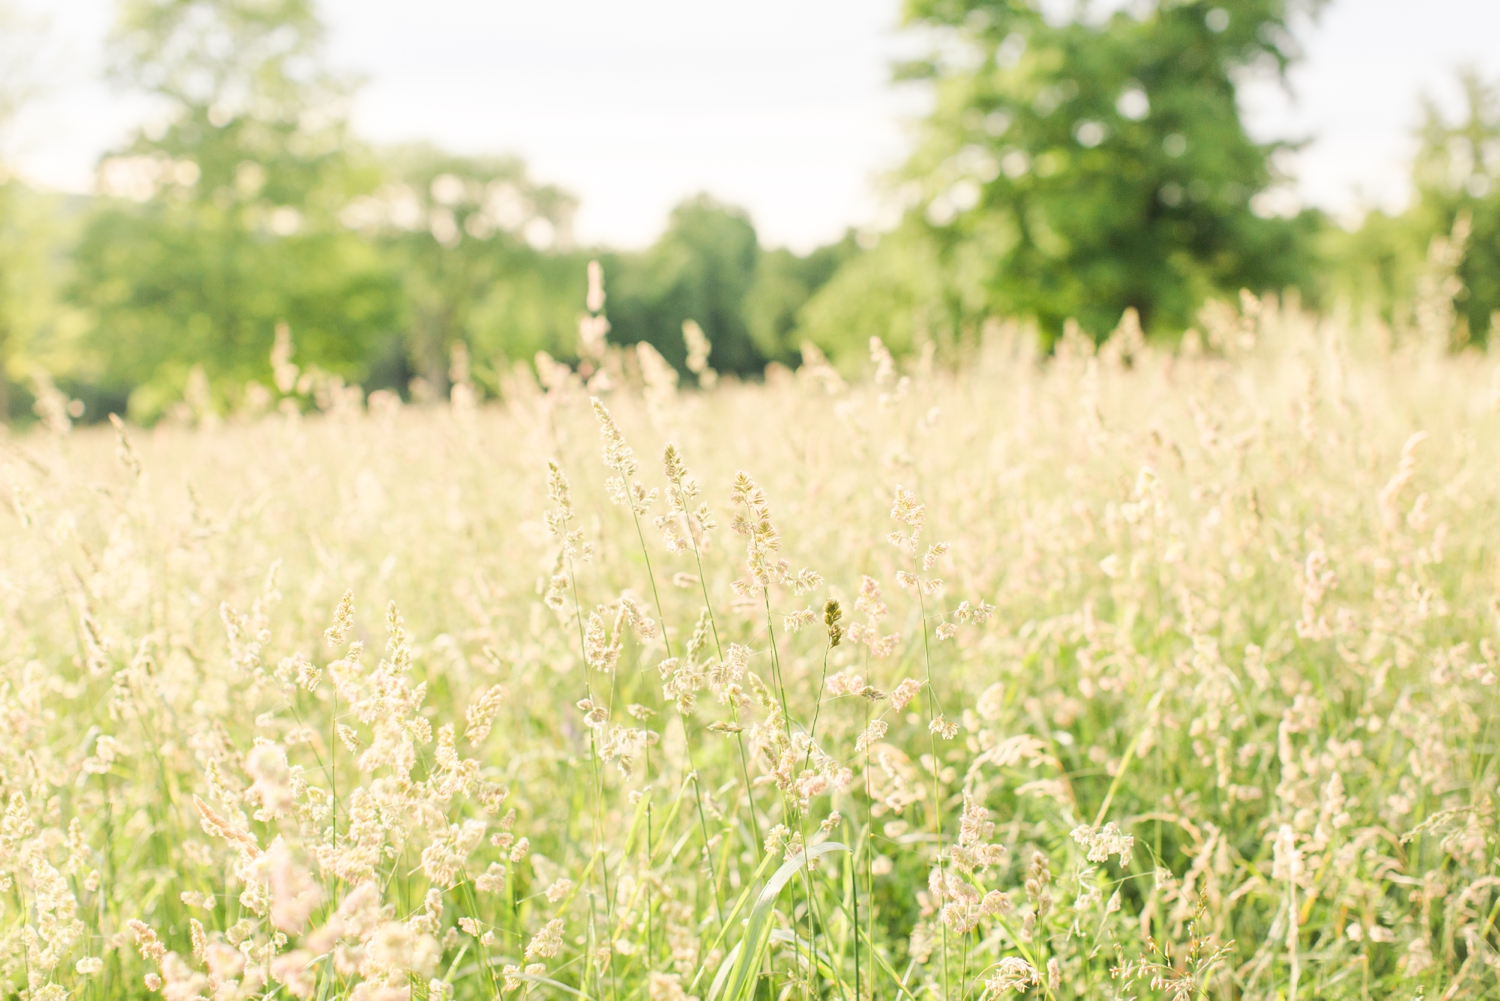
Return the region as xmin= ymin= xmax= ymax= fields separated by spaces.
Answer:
xmin=2 ymin=301 xmax=1499 ymax=1001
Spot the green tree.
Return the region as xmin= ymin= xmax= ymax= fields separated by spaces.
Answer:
xmin=742 ymin=233 xmax=861 ymax=363
xmin=1404 ymin=70 xmax=1500 ymax=346
xmin=1322 ymin=71 xmax=1500 ymax=348
xmin=604 ymin=196 xmax=765 ymax=376
xmin=0 ymin=0 xmax=47 ymax=420
xmin=69 ymin=0 xmax=400 ymax=419
xmin=362 ymin=144 xmax=582 ymax=395
xmin=806 ymin=0 xmax=1326 ymax=355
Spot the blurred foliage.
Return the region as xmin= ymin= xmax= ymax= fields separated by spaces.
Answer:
xmin=605 ymin=197 xmax=763 ymax=376
xmin=19 ymin=2 xmax=846 ymax=421
xmin=801 ymin=0 xmax=1329 ymax=355
xmin=71 ymin=0 xmax=401 ymax=419
xmin=1325 ymin=70 xmax=1500 ymax=347
xmin=364 ymin=144 xmax=583 ymax=395
xmin=6 ymin=0 xmax=1500 ymax=420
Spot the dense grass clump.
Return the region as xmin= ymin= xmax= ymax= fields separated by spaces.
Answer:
xmin=3 ymin=294 xmax=1500 ymax=1000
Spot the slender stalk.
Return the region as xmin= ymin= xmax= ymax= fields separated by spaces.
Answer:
xmin=681 ymin=494 xmax=762 ymax=852
xmin=623 ymin=471 xmax=725 ymax=923
xmin=759 ymin=587 xmax=812 ymax=1001
xmin=562 ymin=520 xmax=617 ymax=1001
xmin=918 ymin=590 xmax=949 ymax=1001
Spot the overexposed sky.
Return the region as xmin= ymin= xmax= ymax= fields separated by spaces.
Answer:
xmin=9 ymin=0 xmax=1500 ymax=250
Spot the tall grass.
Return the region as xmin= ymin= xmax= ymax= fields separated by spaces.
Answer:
xmin=2 ymin=290 xmax=1500 ymax=1001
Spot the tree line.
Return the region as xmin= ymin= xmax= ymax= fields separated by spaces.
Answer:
xmin=0 ymin=0 xmax=1496 ymax=423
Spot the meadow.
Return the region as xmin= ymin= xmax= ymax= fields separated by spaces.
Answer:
xmin=2 ymin=292 xmax=1499 ymax=1001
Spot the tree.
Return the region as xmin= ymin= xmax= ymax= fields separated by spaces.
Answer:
xmin=1321 ymin=71 xmax=1500 ymax=349
xmin=742 ymin=234 xmax=861 ymax=363
xmin=360 ymin=144 xmax=582 ymax=395
xmin=0 ymin=0 xmax=45 ymax=420
xmin=69 ymin=0 xmax=400 ymax=418
xmin=806 ymin=0 xmax=1327 ymax=352
xmin=1405 ymin=71 xmax=1500 ymax=346
xmin=605 ymin=196 xmax=765 ymax=376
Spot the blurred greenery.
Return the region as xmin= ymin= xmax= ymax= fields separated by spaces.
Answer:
xmin=0 ymin=0 xmax=1498 ymax=422
xmin=799 ymin=0 xmax=1330 ymax=355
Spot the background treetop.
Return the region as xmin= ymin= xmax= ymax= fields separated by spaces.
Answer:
xmin=1 ymin=0 xmax=1497 ymax=424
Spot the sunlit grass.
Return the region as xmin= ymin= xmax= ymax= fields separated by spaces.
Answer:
xmin=3 ymin=295 xmax=1499 ymax=1001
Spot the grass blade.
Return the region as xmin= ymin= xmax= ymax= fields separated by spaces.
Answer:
xmin=721 ymin=841 xmax=850 ymax=1001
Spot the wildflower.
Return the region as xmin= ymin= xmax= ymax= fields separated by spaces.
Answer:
xmin=465 ymin=685 xmax=507 ymax=743
xmin=1402 ymin=936 xmax=1435 ymax=977
xmin=976 ymin=683 xmax=1006 ymax=721
xmin=325 ymin=590 xmax=355 ymax=647
xmin=502 ymin=964 xmax=524 ymax=992
xmin=476 ymin=862 xmax=506 ymax=892
xmin=984 ymin=957 xmax=1041 ymax=995
xmin=586 ymin=259 xmax=606 ymax=313
xmin=856 ymin=576 xmax=885 ymax=620
xmin=271 ymin=950 xmax=317 ymax=999
xmin=683 ymin=321 xmax=717 ymax=386
xmin=856 ymin=720 xmax=889 ymax=752
xmin=929 ymin=715 xmax=959 ymax=739
xmin=791 ymin=568 xmax=823 ymax=595
xmin=189 ymin=919 xmax=207 ymax=962
xmin=268 ymin=842 xmax=324 ymax=933
xmin=592 ymin=398 xmax=638 ymax=478
xmin=192 ymin=796 xmax=259 ymax=856
xmin=421 ymin=820 xmax=487 ymax=888
xmin=1069 ymin=822 xmax=1135 ymax=864
xmin=785 ymin=608 xmax=815 ymax=632
xmin=577 ymin=698 xmax=608 ymax=729
xmin=246 ymin=742 xmax=293 ymax=818
xmin=127 ymin=919 xmax=167 ymax=963
xmin=952 ymin=600 xmax=994 ymax=625
xmin=1272 ymin=824 xmax=1302 ymax=884
xmin=649 ymin=971 xmax=695 ymax=1001
xmin=889 ymin=485 xmax=925 ymax=553
xmin=891 ymin=678 xmax=922 ymax=711
xmin=824 ymin=598 xmax=843 ymax=645
xmin=584 ymin=609 xmax=620 ymax=673
xmin=294 ymin=655 xmax=322 ymax=691
xmin=981 ymin=891 xmax=1011 ymax=916
xmin=524 ymin=918 xmax=565 ymax=961
xmin=83 ymin=734 xmax=119 ymax=774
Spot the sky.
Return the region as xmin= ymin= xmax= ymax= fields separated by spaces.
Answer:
xmin=7 ymin=0 xmax=1500 ymax=251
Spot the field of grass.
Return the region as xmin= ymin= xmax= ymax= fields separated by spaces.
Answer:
xmin=3 ymin=298 xmax=1500 ymax=1001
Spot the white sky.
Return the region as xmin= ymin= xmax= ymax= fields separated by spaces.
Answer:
xmin=8 ymin=0 xmax=1500 ymax=250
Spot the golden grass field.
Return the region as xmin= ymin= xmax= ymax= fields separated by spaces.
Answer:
xmin=3 ymin=297 xmax=1500 ymax=1001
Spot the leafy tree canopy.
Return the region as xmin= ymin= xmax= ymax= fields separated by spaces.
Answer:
xmin=804 ymin=0 xmax=1328 ymax=352
xmin=70 ymin=0 xmax=398 ymax=419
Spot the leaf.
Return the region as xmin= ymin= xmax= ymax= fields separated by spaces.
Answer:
xmin=721 ymin=841 xmax=850 ymax=1001
xmin=688 ymin=847 xmax=780 ymax=995
xmin=509 ymin=972 xmax=597 ymax=1000
xmin=705 ymin=940 xmax=743 ymax=1001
